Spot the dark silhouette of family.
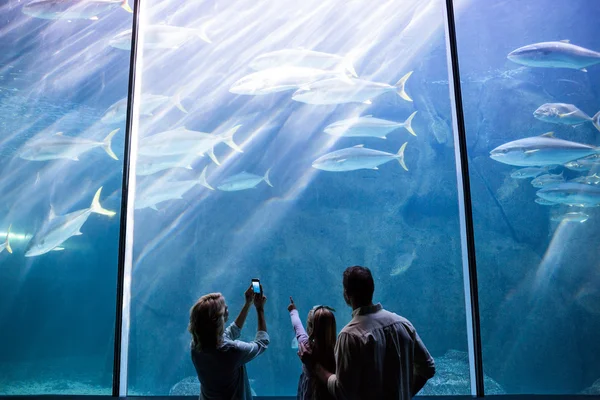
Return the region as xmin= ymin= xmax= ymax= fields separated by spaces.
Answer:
xmin=188 ymin=266 xmax=436 ymax=400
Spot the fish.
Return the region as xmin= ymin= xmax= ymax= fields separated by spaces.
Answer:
xmin=531 ymin=173 xmax=564 ymax=188
xmin=312 ymin=143 xmax=408 ymax=172
xmin=490 ymin=132 xmax=600 ymax=167
xmin=249 ymin=49 xmax=358 ymax=77
xmin=101 ymin=93 xmax=187 ymax=124
xmin=23 ymin=0 xmax=132 ymax=20
xmin=564 ymin=159 xmax=598 ymax=172
xmin=533 ymin=103 xmax=600 ymax=132
xmin=510 ymin=166 xmax=551 ymax=179
xmin=292 ymin=71 xmax=413 ymax=105
xmin=324 ymin=111 xmax=417 ymax=138
xmin=390 ymin=249 xmax=416 ymax=276
xmin=229 ymin=67 xmax=343 ymax=96
xmin=575 ymin=286 xmax=600 ymax=315
xmin=135 ymin=167 xmax=213 ymax=210
xmin=550 ymin=212 xmax=589 ymax=223
xmin=216 ymin=169 xmax=273 ymax=191
xmin=137 ymin=125 xmax=242 ymax=165
xmin=136 ymin=154 xmax=198 ymax=176
xmin=25 ymin=187 xmax=116 ymax=257
xmin=0 ymin=225 xmax=12 ymax=254
xmin=109 ymin=24 xmax=211 ymax=51
xmin=570 ymin=173 xmax=600 ymax=185
xmin=536 ymin=182 xmax=600 ymax=207
xmin=535 ymin=198 xmax=557 ymax=206
xmin=19 ymin=129 xmax=119 ymax=161
xmin=507 ymin=40 xmax=600 ymax=71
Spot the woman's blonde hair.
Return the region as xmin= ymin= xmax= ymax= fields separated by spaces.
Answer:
xmin=188 ymin=293 xmax=227 ymax=351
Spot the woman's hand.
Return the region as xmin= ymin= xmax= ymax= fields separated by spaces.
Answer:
xmin=287 ymin=296 xmax=296 ymax=312
xmin=254 ymin=287 xmax=267 ymax=311
xmin=244 ymin=285 xmax=254 ymax=305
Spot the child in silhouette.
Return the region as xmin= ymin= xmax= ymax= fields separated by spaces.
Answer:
xmin=288 ymin=296 xmax=337 ymax=400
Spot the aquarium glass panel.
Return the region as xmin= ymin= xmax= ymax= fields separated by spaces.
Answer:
xmin=127 ymin=0 xmax=471 ymax=396
xmin=0 ymin=0 xmax=134 ymax=395
xmin=455 ymin=0 xmax=600 ymax=394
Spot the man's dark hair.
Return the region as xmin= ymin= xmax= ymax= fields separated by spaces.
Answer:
xmin=343 ymin=266 xmax=374 ymax=305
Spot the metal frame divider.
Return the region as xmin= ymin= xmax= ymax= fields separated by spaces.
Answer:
xmin=443 ymin=0 xmax=485 ymax=396
xmin=112 ymin=0 xmax=142 ymax=395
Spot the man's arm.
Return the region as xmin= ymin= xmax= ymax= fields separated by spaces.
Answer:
xmin=411 ymin=326 xmax=436 ymax=396
xmin=326 ymin=332 xmax=361 ymax=400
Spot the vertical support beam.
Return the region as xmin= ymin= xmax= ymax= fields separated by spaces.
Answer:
xmin=442 ymin=0 xmax=485 ymax=396
xmin=112 ymin=0 xmax=142 ymax=396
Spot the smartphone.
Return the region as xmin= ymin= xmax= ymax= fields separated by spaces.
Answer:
xmin=251 ymin=278 xmax=261 ymax=294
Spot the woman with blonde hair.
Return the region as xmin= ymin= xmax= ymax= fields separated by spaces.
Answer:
xmin=189 ymin=284 xmax=268 ymax=400
xmin=288 ymin=296 xmax=336 ymax=400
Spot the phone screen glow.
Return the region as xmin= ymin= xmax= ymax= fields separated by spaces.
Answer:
xmin=252 ymin=281 xmax=260 ymax=293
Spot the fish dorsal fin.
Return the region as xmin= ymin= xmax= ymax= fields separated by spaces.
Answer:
xmin=353 ymin=144 xmax=365 ymax=148
xmin=362 ymin=114 xmax=373 ymax=118
xmin=55 ymin=132 xmax=64 ymax=136
xmin=560 ymin=39 xmax=570 ymax=43
xmin=540 ymin=131 xmax=555 ymax=138
xmin=49 ymin=205 xmax=56 ymax=220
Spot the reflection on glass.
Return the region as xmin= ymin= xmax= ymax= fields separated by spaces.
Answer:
xmin=456 ymin=0 xmax=600 ymax=394
xmin=127 ymin=0 xmax=470 ymax=396
xmin=0 ymin=0 xmax=133 ymax=394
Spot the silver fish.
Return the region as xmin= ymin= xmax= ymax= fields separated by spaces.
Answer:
xmin=217 ymin=169 xmax=273 ymax=191
xmin=490 ymin=132 xmax=600 ymax=167
xmin=101 ymin=93 xmax=187 ymax=124
xmin=136 ymin=154 xmax=199 ymax=176
xmin=535 ymin=198 xmax=558 ymax=206
xmin=537 ymin=182 xmax=600 ymax=207
xmin=19 ymin=129 xmax=119 ymax=161
xmin=292 ymin=71 xmax=413 ymax=105
xmin=249 ymin=49 xmax=357 ymax=77
xmin=312 ymin=143 xmax=407 ymax=172
xmin=510 ymin=166 xmax=551 ymax=179
xmin=229 ymin=67 xmax=342 ymax=96
xmin=0 ymin=225 xmax=12 ymax=254
xmin=534 ymin=103 xmax=600 ymax=132
xmin=135 ymin=167 xmax=213 ymax=210
xmin=23 ymin=0 xmax=132 ymax=20
xmin=109 ymin=24 xmax=211 ymax=51
xmin=508 ymin=40 xmax=600 ymax=71
xmin=137 ymin=125 xmax=242 ymax=165
xmin=25 ymin=188 xmax=116 ymax=257
xmin=324 ymin=111 xmax=417 ymax=138
xmin=570 ymin=173 xmax=600 ymax=185
xmin=531 ymin=173 xmax=564 ymax=188
xmin=564 ymin=157 xmax=600 ymax=172
xmin=550 ymin=212 xmax=589 ymax=223
xmin=390 ymin=249 xmax=416 ymax=276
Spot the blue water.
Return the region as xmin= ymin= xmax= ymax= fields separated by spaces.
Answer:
xmin=0 ymin=0 xmax=599 ymax=397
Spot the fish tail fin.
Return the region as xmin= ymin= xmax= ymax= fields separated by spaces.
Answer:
xmin=403 ymin=111 xmax=417 ymax=136
xmin=396 ymin=142 xmax=408 ymax=171
xmin=220 ymin=125 xmax=243 ymax=153
xmin=90 ymin=187 xmax=117 ymax=217
xmin=199 ymin=166 xmax=214 ymax=190
xmin=103 ymin=128 xmax=120 ymax=160
xmin=121 ymin=0 xmax=133 ymax=13
xmin=207 ymin=147 xmax=220 ymax=165
xmin=5 ymin=224 xmax=12 ymax=254
xmin=395 ymin=71 xmax=413 ymax=102
xmin=264 ymin=168 xmax=273 ymax=187
xmin=592 ymin=110 xmax=600 ymax=133
xmin=172 ymin=91 xmax=188 ymax=113
xmin=197 ymin=20 xmax=213 ymax=44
